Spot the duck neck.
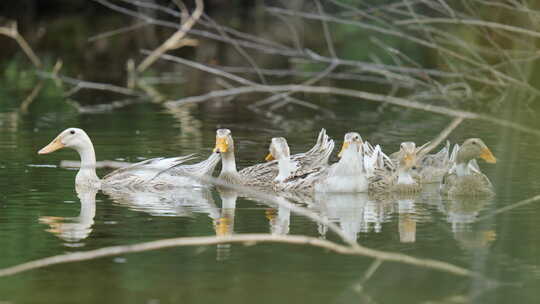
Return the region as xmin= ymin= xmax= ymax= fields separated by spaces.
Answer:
xmin=337 ymin=144 xmax=364 ymax=174
xmin=276 ymin=157 xmax=297 ymax=182
xmin=220 ymin=150 xmax=238 ymax=174
xmin=455 ymin=162 xmax=471 ymax=177
xmin=397 ymin=168 xmax=415 ymax=185
xmin=74 ymin=141 xmax=100 ymax=186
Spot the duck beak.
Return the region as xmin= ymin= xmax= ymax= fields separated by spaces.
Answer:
xmin=265 ymin=209 xmax=277 ymax=221
xmin=338 ymin=142 xmax=350 ymax=158
xmin=480 ymin=147 xmax=497 ymax=163
xmin=214 ymin=217 xmax=231 ymax=237
xmin=213 ymin=137 xmax=228 ymax=153
xmin=265 ymin=152 xmax=275 ymax=161
xmin=403 ymin=153 xmax=415 ymax=167
xmin=38 ymin=137 xmax=65 ymax=154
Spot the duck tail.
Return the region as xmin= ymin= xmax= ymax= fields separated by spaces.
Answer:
xmin=190 ymin=152 xmax=222 ymax=176
xmin=306 ymin=128 xmax=334 ymax=164
xmin=449 ymin=143 xmax=460 ymax=163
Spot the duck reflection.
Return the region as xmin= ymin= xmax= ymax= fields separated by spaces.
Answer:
xmin=39 ymin=186 xmax=97 ymax=244
xmin=443 ymin=196 xmax=496 ymax=249
xmin=311 ymin=193 xmax=392 ymax=242
xmin=103 ymin=186 xmax=218 ymax=217
xmin=397 ymin=197 xmax=417 ymax=243
xmin=265 ymin=196 xmax=292 ymax=236
xmin=371 ymin=192 xmax=434 ymax=244
xmin=214 ymin=189 xmax=238 ymax=261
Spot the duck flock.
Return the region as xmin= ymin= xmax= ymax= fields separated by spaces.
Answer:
xmin=38 ymin=128 xmax=497 ymax=197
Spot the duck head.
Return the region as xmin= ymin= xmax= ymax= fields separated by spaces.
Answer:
xmin=38 ymin=128 xmax=92 ymax=154
xmin=265 ymin=137 xmax=290 ymax=161
xmin=338 ymin=132 xmax=362 ymax=158
xmin=213 ymin=129 xmax=234 ymax=154
xmin=398 ymin=142 xmax=418 ymax=169
xmin=458 ymin=138 xmax=496 ymax=164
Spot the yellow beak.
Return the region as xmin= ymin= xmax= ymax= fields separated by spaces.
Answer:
xmin=265 ymin=209 xmax=277 ymax=221
xmin=480 ymin=147 xmax=497 ymax=163
xmin=38 ymin=137 xmax=65 ymax=154
xmin=403 ymin=153 xmax=415 ymax=167
xmin=338 ymin=142 xmax=350 ymax=158
xmin=265 ymin=152 xmax=275 ymax=161
xmin=215 ymin=217 xmax=231 ymax=237
xmin=213 ymin=137 xmax=228 ymax=153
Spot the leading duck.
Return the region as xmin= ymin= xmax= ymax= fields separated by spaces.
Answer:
xmin=38 ymin=128 xmax=220 ymax=190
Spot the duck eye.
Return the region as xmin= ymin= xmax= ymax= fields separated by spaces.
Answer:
xmin=70 ymin=130 xmax=76 ymax=135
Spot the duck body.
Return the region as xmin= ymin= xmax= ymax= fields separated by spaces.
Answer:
xmin=38 ymin=128 xmax=219 ymax=190
xmin=314 ymin=133 xmax=368 ymax=193
xmin=269 ymin=132 xmax=369 ymax=194
xmin=213 ymin=128 xmax=334 ymax=188
xmin=440 ymin=138 xmax=496 ymax=196
xmin=369 ymin=142 xmax=423 ymax=196
xmin=440 ymin=170 xmax=493 ymax=197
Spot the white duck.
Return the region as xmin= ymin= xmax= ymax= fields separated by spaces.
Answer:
xmin=267 ymin=132 xmax=372 ymax=193
xmin=38 ymin=128 xmax=220 ymax=190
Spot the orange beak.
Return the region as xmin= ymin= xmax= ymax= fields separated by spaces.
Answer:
xmin=38 ymin=137 xmax=65 ymax=154
xmin=403 ymin=153 xmax=415 ymax=167
xmin=265 ymin=152 xmax=275 ymax=161
xmin=213 ymin=137 xmax=228 ymax=153
xmin=479 ymin=147 xmax=497 ymax=163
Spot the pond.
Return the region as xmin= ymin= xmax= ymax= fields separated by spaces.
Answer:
xmin=1 ymin=3 xmax=540 ymax=304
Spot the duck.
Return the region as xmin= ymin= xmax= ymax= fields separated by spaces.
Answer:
xmin=267 ymin=132 xmax=373 ymax=193
xmin=369 ymin=142 xmax=423 ymax=195
xmin=440 ymin=138 xmax=496 ymax=196
xmin=38 ymin=128 xmax=220 ymax=190
xmin=212 ymin=128 xmax=334 ymax=187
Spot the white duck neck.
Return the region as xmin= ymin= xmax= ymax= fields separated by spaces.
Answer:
xmin=220 ymin=150 xmax=238 ymax=174
xmin=397 ymin=168 xmax=415 ymax=185
xmin=455 ymin=162 xmax=471 ymax=177
xmin=74 ymin=140 xmax=100 ymax=185
xmin=337 ymin=143 xmax=364 ymax=173
xmin=276 ymin=157 xmax=296 ymax=182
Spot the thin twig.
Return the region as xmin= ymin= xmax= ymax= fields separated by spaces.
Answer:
xmin=201 ymin=13 xmax=267 ymax=84
xmin=477 ymin=194 xmax=540 ymax=221
xmin=0 ymin=234 xmax=477 ymax=278
xmin=0 ymin=21 xmax=42 ymax=68
xmin=136 ymin=0 xmax=204 ymax=73
xmin=36 ymin=72 xmax=143 ymax=97
xmin=420 ymin=117 xmax=464 ymax=156
xmin=164 ymin=84 xmax=540 ymax=136
xmin=395 ymin=17 xmax=540 ymax=39
xmin=19 ymin=81 xmax=44 ymax=113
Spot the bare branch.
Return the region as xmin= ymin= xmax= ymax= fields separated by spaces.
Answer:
xmin=395 ymin=17 xmax=540 ymax=39
xmin=419 ymin=117 xmax=464 ymax=156
xmin=478 ymin=194 xmax=540 ymax=221
xmin=0 ymin=234 xmax=478 ymax=278
xmin=0 ymin=21 xmax=42 ymax=68
xmin=137 ymin=0 xmax=204 ymax=73
xmin=165 ymin=84 xmax=540 ymax=136
xmin=36 ymin=72 xmax=143 ymax=97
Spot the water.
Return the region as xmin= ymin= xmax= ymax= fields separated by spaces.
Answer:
xmin=1 ymin=100 xmax=539 ymax=303
xmin=2 ymin=7 xmax=540 ymax=304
